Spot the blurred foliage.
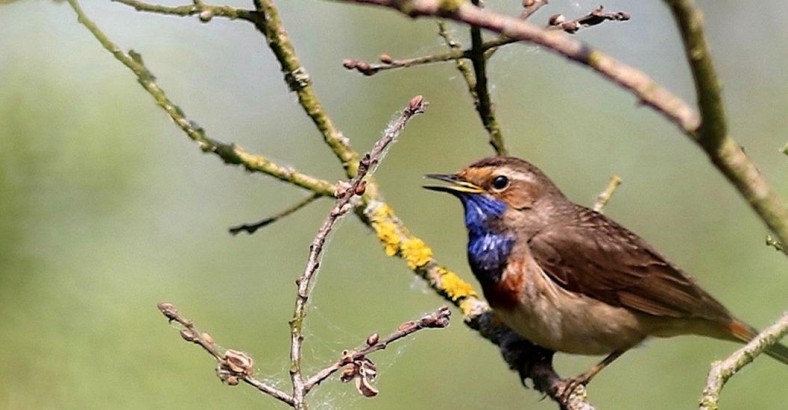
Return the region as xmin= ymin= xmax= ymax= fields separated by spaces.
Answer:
xmin=0 ymin=1 xmax=786 ymax=409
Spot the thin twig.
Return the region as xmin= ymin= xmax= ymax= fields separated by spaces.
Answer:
xmin=436 ymin=21 xmax=475 ymax=86
xmin=520 ymin=0 xmax=548 ymax=20
xmin=303 ymin=306 xmax=451 ymax=392
xmin=593 ymin=175 xmax=622 ymax=212
xmin=67 ymin=0 xmax=336 ymax=197
xmin=546 ymin=6 xmax=630 ymax=34
xmin=699 ymin=313 xmax=788 ymax=410
xmin=112 ymin=0 xmax=252 ymax=21
xmin=229 ymin=193 xmax=322 ymax=235
xmin=765 ymin=235 xmax=784 ymax=252
xmin=156 ymin=303 xmax=295 ymax=406
xmin=288 ymin=96 xmax=428 ymax=409
xmin=343 ymin=6 xmax=627 ymax=76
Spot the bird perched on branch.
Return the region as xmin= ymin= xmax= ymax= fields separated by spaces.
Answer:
xmin=425 ymin=156 xmax=788 ymax=390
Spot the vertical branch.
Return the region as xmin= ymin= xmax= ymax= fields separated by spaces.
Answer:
xmin=288 ymin=97 xmax=427 ymax=409
xmin=468 ymin=0 xmax=507 ymax=156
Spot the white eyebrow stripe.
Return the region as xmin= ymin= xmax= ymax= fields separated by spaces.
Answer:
xmin=497 ymin=167 xmax=534 ymax=183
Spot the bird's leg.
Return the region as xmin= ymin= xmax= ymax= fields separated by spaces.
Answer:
xmin=557 ymin=350 xmax=626 ymax=401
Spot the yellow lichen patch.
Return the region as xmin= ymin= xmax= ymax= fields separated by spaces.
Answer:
xmin=400 ymin=237 xmax=433 ymax=269
xmin=373 ymin=220 xmax=400 ymax=256
xmin=368 ymin=203 xmax=401 ymax=256
xmin=436 ymin=267 xmax=477 ymax=301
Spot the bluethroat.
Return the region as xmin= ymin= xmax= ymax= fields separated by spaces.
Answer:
xmin=425 ymin=156 xmax=788 ymax=388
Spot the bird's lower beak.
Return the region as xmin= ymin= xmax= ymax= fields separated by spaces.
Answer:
xmin=423 ymin=174 xmax=483 ymax=194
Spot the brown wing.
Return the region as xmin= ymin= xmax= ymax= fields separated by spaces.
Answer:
xmin=528 ymin=206 xmax=732 ymax=322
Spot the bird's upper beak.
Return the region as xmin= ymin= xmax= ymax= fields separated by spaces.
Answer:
xmin=423 ymin=174 xmax=483 ymax=194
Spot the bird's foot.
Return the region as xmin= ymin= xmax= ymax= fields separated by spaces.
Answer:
xmin=555 ymin=373 xmax=591 ymax=404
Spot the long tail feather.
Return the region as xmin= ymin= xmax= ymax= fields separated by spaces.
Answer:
xmin=729 ymin=319 xmax=788 ymax=365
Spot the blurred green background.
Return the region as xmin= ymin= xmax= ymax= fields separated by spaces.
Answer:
xmin=1 ymin=1 xmax=786 ymax=409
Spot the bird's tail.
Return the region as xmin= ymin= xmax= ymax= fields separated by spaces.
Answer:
xmin=728 ymin=318 xmax=788 ymax=365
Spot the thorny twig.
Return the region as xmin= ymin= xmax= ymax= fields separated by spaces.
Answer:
xmin=303 ymin=306 xmax=452 ymax=394
xmin=289 ymin=96 xmax=428 ymax=409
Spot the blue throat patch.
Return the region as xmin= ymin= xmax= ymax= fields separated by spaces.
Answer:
xmin=458 ymin=194 xmax=514 ymax=284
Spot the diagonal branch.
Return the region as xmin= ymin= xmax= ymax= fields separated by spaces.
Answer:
xmin=229 ymin=193 xmax=322 ymax=235
xmin=67 ymin=0 xmax=336 ymax=197
xmin=303 ymin=306 xmax=451 ymax=393
xmin=250 ymin=0 xmax=360 ymax=178
xmin=156 ymin=303 xmax=295 ymax=406
xmin=699 ymin=313 xmax=788 ymax=410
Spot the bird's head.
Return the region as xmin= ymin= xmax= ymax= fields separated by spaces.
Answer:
xmin=424 ymin=156 xmax=568 ymax=235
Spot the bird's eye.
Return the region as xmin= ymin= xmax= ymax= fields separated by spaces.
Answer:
xmin=491 ymin=175 xmax=509 ymax=191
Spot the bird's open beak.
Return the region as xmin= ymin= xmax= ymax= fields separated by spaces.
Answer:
xmin=423 ymin=174 xmax=484 ymax=194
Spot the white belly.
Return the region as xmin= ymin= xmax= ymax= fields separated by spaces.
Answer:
xmin=494 ymin=259 xmax=649 ymax=355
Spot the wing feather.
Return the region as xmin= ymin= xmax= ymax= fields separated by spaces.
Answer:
xmin=528 ymin=206 xmax=732 ymax=322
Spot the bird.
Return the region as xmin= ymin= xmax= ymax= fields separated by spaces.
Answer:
xmin=424 ymin=155 xmax=788 ymax=390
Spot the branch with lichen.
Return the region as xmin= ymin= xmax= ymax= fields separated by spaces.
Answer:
xmin=699 ymin=313 xmax=788 ymax=410
xmin=71 ymin=1 xmax=596 ymax=408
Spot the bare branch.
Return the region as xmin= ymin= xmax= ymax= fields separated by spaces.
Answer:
xmin=699 ymin=313 xmax=788 ymax=410
xmin=289 ymin=96 xmax=428 ymax=409
xmin=156 ymin=303 xmax=295 ymax=406
xmin=547 ymin=6 xmax=630 ymax=34
xmin=112 ymin=0 xmax=251 ymax=21
xmin=593 ymin=175 xmax=622 ymax=212
xmin=520 ymin=0 xmax=548 ymax=20
xmin=340 ymin=0 xmax=698 ymax=131
xmin=303 ymin=306 xmax=451 ymax=393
